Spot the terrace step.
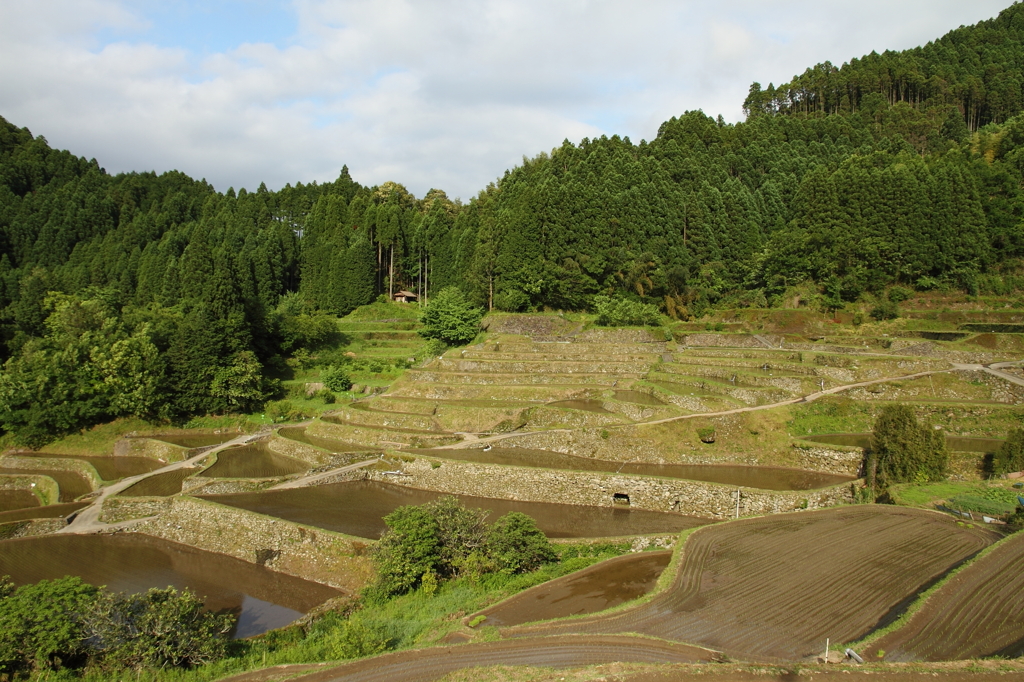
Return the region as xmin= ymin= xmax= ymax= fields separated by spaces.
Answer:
xmin=327 ymin=407 xmax=441 ymax=431
xmin=405 ymin=370 xmax=641 ymax=386
xmin=431 ymin=358 xmax=654 ymax=374
xmin=308 ymin=420 xmax=460 ymax=448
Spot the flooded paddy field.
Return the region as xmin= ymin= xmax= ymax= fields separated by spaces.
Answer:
xmin=200 ymin=480 xmax=709 ymax=539
xmin=278 ymin=427 xmax=380 ymax=453
xmin=478 ymin=551 xmax=672 ymax=627
xmin=0 ymin=489 xmax=38 ymax=513
xmin=546 ymin=399 xmax=612 ymax=413
xmin=201 ymin=443 xmax=309 ymax=479
xmin=0 ymin=534 xmax=341 ymax=638
xmin=0 ymin=467 xmax=92 ymax=501
xmin=22 ymin=453 xmax=162 ymax=480
xmin=0 ymin=501 xmax=87 ymax=523
xmin=415 ymin=447 xmax=853 ymax=491
xmin=147 ymin=433 xmax=237 ymax=449
xmin=119 ymin=469 xmax=191 ymax=497
xmin=611 ymin=390 xmax=664 ymax=405
xmin=805 ymin=433 xmax=1006 ymax=453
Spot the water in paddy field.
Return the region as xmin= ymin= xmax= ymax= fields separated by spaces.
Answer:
xmin=119 ymin=469 xmax=192 ymax=497
xmin=278 ymin=426 xmax=380 ymax=453
xmin=805 ymin=433 xmax=1005 ymax=453
xmin=0 ymin=490 xmax=38 ymax=513
xmin=546 ymin=399 xmax=612 ymax=413
xmin=19 ymin=452 xmax=162 ymax=480
xmin=0 ymin=534 xmax=341 ymax=638
xmin=611 ymin=390 xmax=665 ymax=405
xmin=147 ymin=433 xmax=237 ymax=448
xmin=201 ymin=443 xmax=309 ymax=479
xmin=416 ymin=447 xmax=854 ymax=491
xmin=0 ymin=468 xmax=92 ymax=502
xmin=479 ymin=551 xmax=672 ymax=627
xmin=0 ymin=502 xmax=87 ymax=524
xmin=200 ymin=480 xmax=711 ymax=539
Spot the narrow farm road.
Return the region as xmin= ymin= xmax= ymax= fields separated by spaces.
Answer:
xmin=56 ymin=433 xmax=260 ymax=534
xmin=268 ymin=458 xmax=379 ymax=490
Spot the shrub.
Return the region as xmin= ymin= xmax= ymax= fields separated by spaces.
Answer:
xmin=869 ymin=404 xmax=948 ymax=488
xmin=869 ymin=300 xmax=899 ymax=321
xmin=370 ymin=506 xmax=442 ymax=599
xmin=264 ymin=400 xmax=313 ymax=423
xmin=888 ymin=286 xmax=913 ymax=303
xmin=86 ymin=588 xmax=232 ymax=670
xmin=593 ymin=296 xmax=662 ymax=326
xmin=486 ymin=512 xmax=557 ymax=574
xmin=0 ymin=576 xmax=98 ymax=674
xmin=315 ymin=388 xmax=336 ymax=404
xmin=697 ymin=427 xmax=716 ymax=443
xmin=993 ymin=428 xmax=1024 ymax=475
xmin=419 ymin=287 xmax=483 ymax=345
xmin=321 ymin=365 xmax=353 ymax=392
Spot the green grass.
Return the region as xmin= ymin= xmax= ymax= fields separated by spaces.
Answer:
xmin=891 ymin=480 xmax=1022 ymax=514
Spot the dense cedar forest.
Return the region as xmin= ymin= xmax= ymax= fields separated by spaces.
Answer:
xmin=4 ymin=4 xmax=1024 ymax=445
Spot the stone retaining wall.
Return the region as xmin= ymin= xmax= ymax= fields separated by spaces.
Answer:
xmin=266 ymin=434 xmax=334 ymax=466
xmin=113 ymin=437 xmax=188 ymax=463
xmin=0 ymin=519 xmax=66 ymax=539
xmin=360 ymin=456 xmax=858 ymax=520
xmin=100 ymin=496 xmax=172 ymax=523
xmin=131 ymin=497 xmax=374 ymax=592
xmin=0 ymin=474 xmax=59 ymax=506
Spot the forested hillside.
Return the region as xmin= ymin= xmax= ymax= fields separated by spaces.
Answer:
xmin=4 ymin=3 xmax=1024 ymax=445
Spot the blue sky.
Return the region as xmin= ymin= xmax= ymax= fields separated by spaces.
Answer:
xmin=0 ymin=1 xmax=1014 ymax=199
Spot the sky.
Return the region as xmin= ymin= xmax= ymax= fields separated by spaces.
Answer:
xmin=0 ymin=1 xmax=1015 ymax=200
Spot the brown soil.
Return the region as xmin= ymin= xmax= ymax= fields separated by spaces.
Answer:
xmin=0 ymin=489 xmax=38 ymax=512
xmin=476 ymin=551 xmax=672 ymax=628
xmin=867 ymin=531 xmax=1024 ymax=661
xmin=0 ymin=501 xmax=87 ymax=523
xmin=229 ymin=635 xmax=714 ymax=682
xmin=506 ymin=506 xmax=998 ymax=662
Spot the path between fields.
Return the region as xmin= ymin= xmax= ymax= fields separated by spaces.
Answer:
xmin=268 ymin=458 xmax=379 ymax=490
xmin=433 ymin=359 xmax=1023 ymax=449
xmin=56 ymin=433 xmax=261 ymax=535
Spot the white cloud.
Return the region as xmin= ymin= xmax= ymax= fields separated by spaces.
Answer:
xmin=0 ymin=0 xmax=1014 ymax=199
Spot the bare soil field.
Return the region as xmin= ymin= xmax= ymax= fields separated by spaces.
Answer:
xmin=474 ymin=551 xmax=672 ymax=627
xmin=506 ymin=506 xmax=998 ymax=662
xmin=867 ymin=531 xmax=1024 ymax=661
xmin=223 ymin=635 xmax=714 ymax=682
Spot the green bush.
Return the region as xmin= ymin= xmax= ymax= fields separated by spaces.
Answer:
xmin=315 ymin=388 xmax=336 ymax=404
xmin=485 ymin=511 xmax=557 ymax=574
xmin=593 ymin=295 xmax=662 ymax=326
xmin=264 ymin=399 xmax=313 ymax=423
xmin=993 ymin=428 xmax=1024 ymax=475
xmin=869 ymin=404 xmax=948 ymax=488
xmin=419 ymin=287 xmax=483 ymax=345
xmin=870 ymin=300 xmax=900 ymax=321
xmin=0 ymin=576 xmax=98 ymax=673
xmin=86 ymin=587 xmax=233 ymax=670
xmin=321 ymin=365 xmax=353 ymax=392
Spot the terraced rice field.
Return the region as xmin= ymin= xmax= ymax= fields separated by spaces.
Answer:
xmin=476 ymin=551 xmax=672 ymax=627
xmin=119 ymin=469 xmax=192 ymax=497
xmin=506 ymin=506 xmax=997 ymax=662
xmin=200 ymin=480 xmax=710 ymax=539
xmin=21 ymin=452 xmax=163 ymax=480
xmin=201 ymin=443 xmax=309 ymax=479
xmin=867 ymin=531 xmax=1024 ymax=661
xmin=0 ymin=502 xmax=87 ymax=523
xmin=0 ymin=489 xmax=38 ymax=512
xmin=0 ymin=534 xmax=342 ymax=638
xmin=415 ymin=447 xmax=854 ymax=490
xmin=147 ymin=433 xmax=237 ymax=448
xmin=0 ymin=467 xmax=92 ymax=502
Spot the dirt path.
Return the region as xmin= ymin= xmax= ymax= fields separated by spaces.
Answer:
xmin=434 ymin=366 xmax=953 ymax=449
xmin=56 ymin=433 xmax=262 ymax=534
xmin=268 ymin=458 xmax=379 ymax=490
xmin=218 ymin=635 xmax=715 ymax=682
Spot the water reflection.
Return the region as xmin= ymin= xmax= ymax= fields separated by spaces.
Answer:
xmin=0 ymin=534 xmax=340 ymax=638
xmin=201 ymin=480 xmax=709 ymax=539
